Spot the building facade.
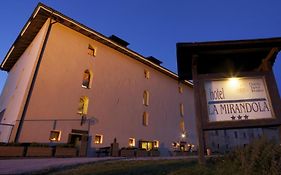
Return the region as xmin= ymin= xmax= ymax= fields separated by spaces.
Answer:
xmin=0 ymin=3 xmax=277 ymax=157
xmin=0 ymin=3 xmax=197 ymax=156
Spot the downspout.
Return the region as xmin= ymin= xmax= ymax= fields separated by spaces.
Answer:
xmin=14 ymin=15 xmax=56 ymax=143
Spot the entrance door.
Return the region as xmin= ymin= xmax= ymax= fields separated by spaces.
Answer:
xmin=68 ymin=133 xmax=88 ymax=156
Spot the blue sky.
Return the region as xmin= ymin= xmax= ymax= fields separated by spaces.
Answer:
xmin=0 ymin=0 xmax=280 ymax=95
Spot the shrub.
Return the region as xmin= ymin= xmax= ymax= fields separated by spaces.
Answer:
xmin=215 ymin=137 xmax=281 ymax=175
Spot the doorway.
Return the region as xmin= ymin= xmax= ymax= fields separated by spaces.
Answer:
xmin=68 ymin=130 xmax=88 ymax=156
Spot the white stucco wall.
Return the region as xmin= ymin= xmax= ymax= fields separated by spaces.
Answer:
xmin=16 ymin=22 xmax=197 ymax=155
xmin=0 ymin=19 xmax=50 ymax=142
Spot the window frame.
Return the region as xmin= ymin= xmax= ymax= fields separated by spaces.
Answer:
xmin=144 ymin=70 xmax=150 ymax=79
xmin=82 ymin=70 xmax=93 ymax=89
xmin=129 ymin=138 xmax=136 ymax=147
xmin=77 ymin=96 xmax=89 ymax=115
xmin=88 ymin=44 xmax=97 ymax=57
xmin=143 ymin=112 xmax=149 ymax=126
xmin=94 ymin=134 xmax=103 ymax=144
xmin=180 ymin=103 xmax=184 ymax=117
xmin=143 ymin=90 xmax=149 ymax=106
xmin=49 ymin=130 xmax=61 ymax=142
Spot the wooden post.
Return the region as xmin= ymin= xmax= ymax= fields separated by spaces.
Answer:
xmin=192 ymin=55 xmax=206 ymax=165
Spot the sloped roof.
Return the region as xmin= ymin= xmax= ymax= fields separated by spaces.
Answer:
xmin=177 ymin=38 xmax=281 ymax=80
xmin=1 ymin=3 xmax=192 ymax=86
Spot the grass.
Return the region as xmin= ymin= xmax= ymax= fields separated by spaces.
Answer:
xmin=28 ymin=137 xmax=281 ymax=175
xmin=33 ymin=159 xmax=215 ymax=175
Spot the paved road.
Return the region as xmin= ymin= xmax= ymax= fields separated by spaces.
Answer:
xmin=0 ymin=157 xmax=121 ymax=174
xmin=0 ymin=156 xmax=199 ymax=174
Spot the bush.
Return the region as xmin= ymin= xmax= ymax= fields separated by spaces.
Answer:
xmin=215 ymin=137 xmax=281 ymax=175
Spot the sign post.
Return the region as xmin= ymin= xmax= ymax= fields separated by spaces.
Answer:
xmin=177 ymin=38 xmax=281 ymax=164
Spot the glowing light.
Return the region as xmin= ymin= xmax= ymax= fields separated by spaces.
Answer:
xmin=228 ymin=77 xmax=239 ymax=88
xmin=181 ymin=133 xmax=186 ymax=138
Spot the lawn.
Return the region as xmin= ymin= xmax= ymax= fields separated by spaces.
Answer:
xmin=37 ymin=159 xmax=214 ymax=175
xmin=32 ymin=137 xmax=281 ymax=175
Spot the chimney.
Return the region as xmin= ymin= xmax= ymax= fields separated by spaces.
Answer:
xmin=109 ymin=35 xmax=129 ymax=47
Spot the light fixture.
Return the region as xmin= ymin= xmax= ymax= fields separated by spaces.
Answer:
xmin=228 ymin=77 xmax=239 ymax=88
xmin=181 ymin=133 xmax=186 ymax=138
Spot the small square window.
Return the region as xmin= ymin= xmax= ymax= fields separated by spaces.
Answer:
xmin=94 ymin=134 xmax=103 ymax=144
xmin=129 ymin=138 xmax=135 ymax=147
xmin=49 ymin=130 xmax=61 ymax=142
xmin=88 ymin=45 xmax=97 ymax=56
xmin=153 ymin=140 xmax=159 ymax=148
xmin=144 ymin=70 xmax=150 ymax=79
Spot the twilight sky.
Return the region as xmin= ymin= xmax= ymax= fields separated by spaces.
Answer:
xmin=0 ymin=0 xmax=280 ymax=95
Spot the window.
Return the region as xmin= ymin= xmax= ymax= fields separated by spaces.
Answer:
xmin=243 ymin=132 xmax=247 ymax=138
xmin=143 ymin=91 xmax=149 ymax=106
xmin=0 ymin=109 xmax=5 ymax=122
xmin=94 ymin=134 xmax=103 ymax=144
xmin=77 ymin=96 xmax=89 ymax=115
xmin=215 ymin=130 xmax=219 ymax=136
xmin=139 ymin=140 xmax=153 ymax=151
xmin=234 ymin=131 xmax=238 ymax=138
xmin=82 ymin=70 xmax=93 ymax=89
xmin=144 ymin=70 xmax=150 ymax=79
xmin=129 ymin=138 xmax=135 ymax=147
xmin=179 ymin=118 xmax=185 ymax=132
xmin=223 ymin=130 xmax=228 ymax=137
xmin=178 ymin=86 xmax=183 ymax=93
xmin=143 ymin=112 xmax=149 ymax=126
xmin=88 ymin=44 xmax=96 ymax=56
xmin=49 ymin=130 xmax=61 ymax=141
xmin=180 ymin=103 xmax=184 ymax=116
xmin=153 ymin=140 xmax=159 ymax=148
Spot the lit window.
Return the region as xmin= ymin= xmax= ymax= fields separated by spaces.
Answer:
xmin=143 ymin=112 xmax=149 ymax=126
xmin=49 ymin=130 xmax=61 ymax=141
xmin=178 ymin=86 xmax=183 ymax=93
xmin=144 ymin=70 xmax=150 ymax=79
xmin=153 ymin=140 xmax=159 ymax=148
xmin=140 ymin=140 xmax=153 ymax=151
xmin=129 ymin=138 xmax=135 ymax=147
xmin=88 ymin=44 xmax=96 ymax=56
xmin=180 ymin=103 xmax=184 ymax=117
xmin=94 ymin=134 xmax=103 ymax=144
xmin=82 ymin=70 xmax=93 ymax=89
xmin=143 ymin=91 xmax=149 ymax=106
xmin=77 ymin=96 xmax=89 ymax=115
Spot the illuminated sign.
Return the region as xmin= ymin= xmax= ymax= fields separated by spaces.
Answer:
xmin=204 ymin=77 xmax=274 ymax=122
